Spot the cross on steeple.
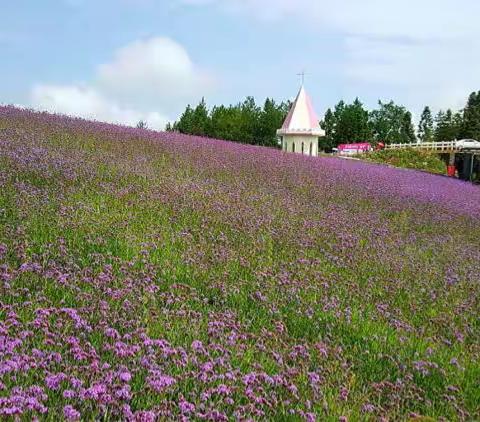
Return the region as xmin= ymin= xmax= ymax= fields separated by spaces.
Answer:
xmin=297 ymin=70 xmax=307 ymax=85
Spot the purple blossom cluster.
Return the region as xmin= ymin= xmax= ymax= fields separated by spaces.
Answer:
xmin=0 ymin=106 xmax=479 ymax=420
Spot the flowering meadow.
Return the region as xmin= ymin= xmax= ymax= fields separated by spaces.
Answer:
xmin=0 ymin=106 xmax=480 ymax=421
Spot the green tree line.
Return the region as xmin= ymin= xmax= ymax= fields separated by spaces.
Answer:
xmin=166 ymin=91 xmax=480 ymax=150
xmin=166 ymin=97 xmax=291 ymax=147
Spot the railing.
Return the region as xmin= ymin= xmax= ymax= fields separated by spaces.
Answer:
xmin=385 ymin=141 xmax=458 ymax=152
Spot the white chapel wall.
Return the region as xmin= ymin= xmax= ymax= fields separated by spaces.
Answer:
xmin=283 ymin=135 xmax=319 ymax=157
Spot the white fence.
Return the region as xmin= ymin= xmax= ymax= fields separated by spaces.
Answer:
xmin=385 ymin=141 xmax=457 ymax=152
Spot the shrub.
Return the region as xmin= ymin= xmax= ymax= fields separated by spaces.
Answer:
xmin=363 ymin=148 xmax=446 ymax=174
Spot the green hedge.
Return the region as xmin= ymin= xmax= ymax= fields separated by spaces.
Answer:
xmin=362 ymin=148 xmax=446 ymax=174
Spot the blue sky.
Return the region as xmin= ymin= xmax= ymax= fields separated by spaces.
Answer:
xmin=1 ymin=0 xmax=479 ymax=129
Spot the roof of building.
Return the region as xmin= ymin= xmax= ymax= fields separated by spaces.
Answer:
xmin=277 ymin=86 xmax=324 ymax=136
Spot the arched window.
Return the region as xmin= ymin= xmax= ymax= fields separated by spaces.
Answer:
xmin=301 ymin=142 xmax=304 ymax=154
xmin=309 ymin=142 xmax=313 ymax=156
xmin=292 ymin=142 xmax=295 ymax=153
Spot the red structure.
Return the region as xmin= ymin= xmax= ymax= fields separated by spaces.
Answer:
xmin=447 ymin=165 xmax=456 ymax=177
xmin=337 ymin=143 xmax=372 ymax=156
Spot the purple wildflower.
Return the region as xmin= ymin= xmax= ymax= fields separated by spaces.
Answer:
xmin=63 ymin=405 xmax=80 ymax=421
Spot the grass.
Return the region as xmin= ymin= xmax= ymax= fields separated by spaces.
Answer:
xmin=0 ymin=107 xmax=479 ymax=420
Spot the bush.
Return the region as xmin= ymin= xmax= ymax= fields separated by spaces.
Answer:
xmin=362 ymin=148 xmax=446 ymax=174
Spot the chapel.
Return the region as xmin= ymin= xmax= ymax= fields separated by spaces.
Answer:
xmin=277 ymin=85 xmax=324 ymax=156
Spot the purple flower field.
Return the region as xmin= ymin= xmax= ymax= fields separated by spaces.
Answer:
xmin=0 ymin=106 xmax=479 ymax=420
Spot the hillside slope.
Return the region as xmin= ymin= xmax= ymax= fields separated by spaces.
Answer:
xmin=1 ymin=107 xmax=480 ymax=420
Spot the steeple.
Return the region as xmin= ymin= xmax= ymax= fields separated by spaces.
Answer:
xmin=277 ymin=85 xmax=324 ymax=137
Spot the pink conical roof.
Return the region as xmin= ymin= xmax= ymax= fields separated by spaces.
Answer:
xmin=277 ymin=86 xmax=324 ymax=136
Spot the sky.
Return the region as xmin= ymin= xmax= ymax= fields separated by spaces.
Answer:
xmin=1 ymin=0 xmax=479 ymax=129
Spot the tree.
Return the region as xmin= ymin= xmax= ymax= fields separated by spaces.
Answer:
xmin=332 ymin=98 xmax=371 ymax=144
xmin=460 ymin=91 xmax=480 ymax=140
xmin=190 ymin=98 xmax=211 ymax=136
xmin=257 ymin=98 xmax=289 ymax=147
xmin=320 ymin=99 xmax=372 ymax=148
xmin=209 ymin=105 xmax=238 ymax=141
xmin=401 ymin=111 xmax=416 ymax=144
xmin=320 ymin=108 xmax=335 ymax=150
xmin=171 ymin=96 xmax=289 ymax=147
xmin=434 ymin=109 xmax=462 ymax=142
xmin=417 ymin=106 xmax=434 ymax=143
xmin=136 ymin=120 xmax=148 ymax=129
xmin=236 ymin=97 xmax=258 ymax=144
xmin=174 ymin=104 xmax=195 ymax=134
xmin=370 ymin=100 xmax=415 ymax=144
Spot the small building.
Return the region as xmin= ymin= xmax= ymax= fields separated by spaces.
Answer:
xmin=277 ymin=85 xmax=324 ymax=156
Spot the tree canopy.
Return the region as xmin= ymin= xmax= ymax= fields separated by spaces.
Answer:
xmin=460 ymin=91 xmax=480 ymax=140
xmin=169 ymin=97 xmax=290 ymax=147
xmin=168 ymin=91 xmax=480 ymax=150
xmin=369 ymin=101 xmax=416 ymax=145
xmin=418 ymin=106 xmax=434 ymax=143
xmin=434 ymin=109 xmax=462 ymax=142
xmin=320 ymin=99 xmax=372 ymax=148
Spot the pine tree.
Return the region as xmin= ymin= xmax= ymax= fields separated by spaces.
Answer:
xmin=343 ymin=98 xmax=372 ymax=142
xmin=401 ymin=111 xmax=416 ymax=143
xmin=320 ymin=108 xmax=335 ymax=149
xmin=191 ymin=98 xmax=211 ymax=136
xmin=417 ymin=106 xmax=434 ymax=143
xmin=239 ymin=97 xmax=261 ymax=144
xmin=175 ymin=104 xmax=195 ymax=134
xmin=434 ymin=109 xmax=462 ymax=142
xmin=210 ymin=105 xmax=233 ymax=140
xmin=257 ymin=98 xmax=289 ymax=147
xmin=136 ymin=120 xmax=148 ymax=129
xmin=460 ymin=91 xmax=480 ymax=140
xmin=326 ymin=99 xmax=372 ymax=146
xmin=453 ymin=112 xmax=464 ymax=139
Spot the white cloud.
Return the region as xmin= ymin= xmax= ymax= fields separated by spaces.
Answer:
xmin=31 ymin=37 xmax=214 ymax=130
xmin=32 ymin=85 xmax=168 ymax=129
xmin=181 ymin=0 xmax=480 ymax=41
xmin=343 ymin=36 xmax=477 ymax=112
xmin=97 ymin=37 xmax=212 ymax=109
xmin=180 ymin=0 xmax=480 ymax=112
